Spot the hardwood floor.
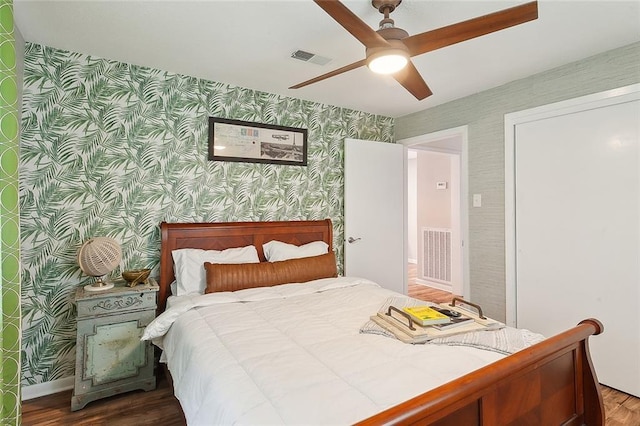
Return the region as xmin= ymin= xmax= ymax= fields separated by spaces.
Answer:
xmin=21 ymin=265 xmax=639 ymax=425
xmin=22 ymin=370 xmax=184 ymax=426
xmin=602 ymin=386 xmax=640 ymax=426
xmin=408 ymin=262 xmax=460 ymax=304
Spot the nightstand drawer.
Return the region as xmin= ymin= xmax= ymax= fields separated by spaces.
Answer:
xmin=77 ymin=290 xmax=156 ymax=318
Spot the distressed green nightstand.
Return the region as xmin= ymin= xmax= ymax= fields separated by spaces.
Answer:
xmin=71 ymin=280 xmax=159 ymax=411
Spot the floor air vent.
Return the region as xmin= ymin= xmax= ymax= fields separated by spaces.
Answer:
xmin=422 ymin=228 xmax=452 ymax=284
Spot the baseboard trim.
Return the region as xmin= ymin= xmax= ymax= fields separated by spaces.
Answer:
xmin=415 ymin=278 xmax=453 ymax=293
xmin=22 ymin=376 xmax=74 ymax=401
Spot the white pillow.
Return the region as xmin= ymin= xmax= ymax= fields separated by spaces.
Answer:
xmin=263 ymin=240 xmax=329 ymax=262
xmin=172 ymin=246 xmax=259 ymax=295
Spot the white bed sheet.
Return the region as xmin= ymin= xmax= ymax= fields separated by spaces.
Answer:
xmin=143 ymin=277 xmax=505 ymax=425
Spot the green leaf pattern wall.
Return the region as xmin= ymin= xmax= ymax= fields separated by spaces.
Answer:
xmin=19 ymin=43 xmax=394 ymax=385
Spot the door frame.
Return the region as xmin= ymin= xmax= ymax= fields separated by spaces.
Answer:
xmin=504 ymin=83 xmax=640 ymax=326
xmin=398 ymin=125 xmax=469 ymax=298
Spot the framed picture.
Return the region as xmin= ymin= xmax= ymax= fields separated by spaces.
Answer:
xmin=208 ymin=117 xmax=308 ymax=166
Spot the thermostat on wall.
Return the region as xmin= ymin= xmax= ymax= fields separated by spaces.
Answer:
xmin=436 ymin=182 xmax=448 ymax=190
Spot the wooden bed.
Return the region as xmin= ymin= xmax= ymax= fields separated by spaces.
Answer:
xmin=158 ymin=219 xmax=605 ymax=425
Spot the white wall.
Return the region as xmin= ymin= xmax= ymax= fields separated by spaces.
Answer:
xmin=407 ymin=156 xmax=417 ymax=263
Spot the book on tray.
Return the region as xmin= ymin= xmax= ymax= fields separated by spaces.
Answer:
xmin=402 ymin=305 xmax=450 ymax=326
xmin=429 ymin=314 xmax=474 ymax=330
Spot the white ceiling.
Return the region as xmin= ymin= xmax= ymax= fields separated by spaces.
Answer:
xmin=13 ymin=1 xmax=640 ymax=118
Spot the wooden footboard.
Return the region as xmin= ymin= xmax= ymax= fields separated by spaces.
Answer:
xmin=356 ymin=318 xmax=604 ymax=426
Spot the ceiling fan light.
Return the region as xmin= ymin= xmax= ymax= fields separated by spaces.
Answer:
xmin=367 ymin=48 xmax=409 ymax=74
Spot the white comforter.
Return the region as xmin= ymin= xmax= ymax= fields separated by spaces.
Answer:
xmin=142 ymin=277 xmax=505 ymax=425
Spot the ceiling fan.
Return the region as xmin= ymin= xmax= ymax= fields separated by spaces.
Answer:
xmin=290 ymin=0 xmax=538 ymax=100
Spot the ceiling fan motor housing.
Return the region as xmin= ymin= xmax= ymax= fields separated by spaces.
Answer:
xmin=377 ymin=26 xmax=409 ymax=42
xmin=366 ymin=39 xmax=408 ymax=59
xmin=367 ymin=25 xmax=409 ymax=61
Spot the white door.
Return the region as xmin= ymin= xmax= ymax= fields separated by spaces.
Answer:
xmin=509 ymin=88 xmax=640 ymax=396
xmin=344 ymin=138 xmax=407 ymax=294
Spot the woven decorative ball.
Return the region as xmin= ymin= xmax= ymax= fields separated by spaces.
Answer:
xmin=122 ymin=269 xmax=151 ymax=287
xmin=77 ymin=237 xmax=122 ymax=277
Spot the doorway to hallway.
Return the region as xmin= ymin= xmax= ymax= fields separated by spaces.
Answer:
xmin=401 ymin=126 xmax=469 ymax=298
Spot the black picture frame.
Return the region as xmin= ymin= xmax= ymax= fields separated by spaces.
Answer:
xmin=208 ymin=117 xmax=308 ymax=166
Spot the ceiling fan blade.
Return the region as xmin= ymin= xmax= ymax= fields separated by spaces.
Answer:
xmin=403 ymin=1 xmax=538 ymax=57
xmin=314 ymin=0 xmax=390 ymax=49
xmin=289 ymin=59 xmax=367 ymax=90
xmin=392 ymin=60 xmax=433 ymax=100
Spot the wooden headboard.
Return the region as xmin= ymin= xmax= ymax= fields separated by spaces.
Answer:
xmin=158 ymin=219 xmax=333 ymax=312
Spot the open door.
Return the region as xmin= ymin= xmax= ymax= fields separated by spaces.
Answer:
xmin=344 ymin=138 xmax=406 ymax=294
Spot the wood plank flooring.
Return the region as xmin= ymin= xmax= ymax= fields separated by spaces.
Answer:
xmin=22 ymin=371 xmax=183 ymax=426
xmin=602 ymin=385 xmax=640 ymax=426
xmin=22 ymin=266 xmax=639 ymax=425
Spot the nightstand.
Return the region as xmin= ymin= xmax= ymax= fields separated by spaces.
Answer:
xmin=71 ymin=280 xmax=159 ymax=411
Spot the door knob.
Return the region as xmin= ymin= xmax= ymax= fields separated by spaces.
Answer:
xmin=347 ymin=237 xmax=361 ymax=244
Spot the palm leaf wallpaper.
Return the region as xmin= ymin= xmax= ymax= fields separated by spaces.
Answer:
xmin=19 ymin=43 xmax=394 ymax=386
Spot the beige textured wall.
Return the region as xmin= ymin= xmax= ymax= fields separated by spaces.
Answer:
xmin=417 ymin=151 xmax=451 ymax=228
xmin=396 ymin=42 xmax=640 ymax=321
xmin=416 ymin=151 xmax=452 ymax=281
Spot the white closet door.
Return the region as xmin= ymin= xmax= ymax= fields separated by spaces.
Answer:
xmin=515 ymin=98 xmax=639 ymax=396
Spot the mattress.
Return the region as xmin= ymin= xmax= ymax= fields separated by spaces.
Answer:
xmin=143 ymin=277 xmax=511 ymax=425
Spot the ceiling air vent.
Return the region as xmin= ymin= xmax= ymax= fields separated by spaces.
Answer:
xmin=291 ymin=50 xmax=331 ymax=66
